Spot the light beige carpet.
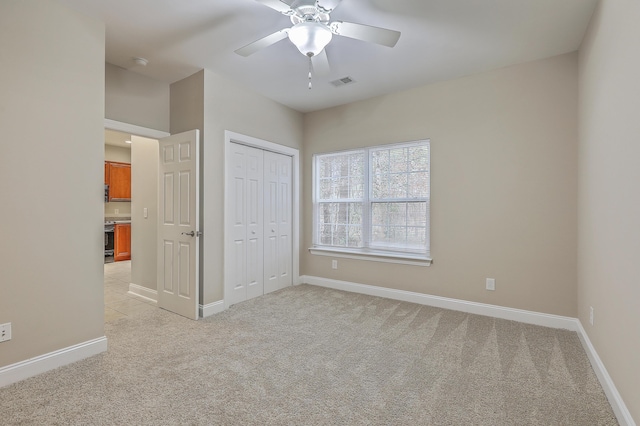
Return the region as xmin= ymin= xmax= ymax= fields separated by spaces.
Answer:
xmin=1 ymin=284 xmax=618 ymax=425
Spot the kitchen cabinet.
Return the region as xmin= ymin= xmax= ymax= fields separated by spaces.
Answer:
xmin=105 ymin=161 xmax=131 ymax=201
xmin=114 ymin=223 xmax=131 ymax=262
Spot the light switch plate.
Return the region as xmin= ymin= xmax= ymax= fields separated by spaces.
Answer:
xmin=486 ymin=278 xmax=496 ymax=291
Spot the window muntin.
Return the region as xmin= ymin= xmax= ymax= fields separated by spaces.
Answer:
xmin=313 ymin=140 xmax=430 ymax=258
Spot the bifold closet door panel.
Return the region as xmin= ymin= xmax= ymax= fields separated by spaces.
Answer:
xmin=227 ymin=143 xmax=264 ymax=306
xmin=264 ymin=150 xmax=293 ymax=294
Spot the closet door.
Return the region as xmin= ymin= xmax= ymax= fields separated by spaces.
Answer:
xmin=227 ymin=143 xmax=264 ymax=306
xmin=264 ymin=150 xmax=293 ymax=294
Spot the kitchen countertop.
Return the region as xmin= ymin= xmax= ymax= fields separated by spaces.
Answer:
xmin=105 ymin=216 xmax=131 ymax=224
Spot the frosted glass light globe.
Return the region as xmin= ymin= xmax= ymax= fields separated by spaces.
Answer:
xmin=288 ymin=22 xmax=333 ymax=57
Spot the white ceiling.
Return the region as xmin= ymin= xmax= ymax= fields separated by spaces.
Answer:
xmin=59 ymin=0 xmax=597 ymax=113
xmin=105 ymin=129 xmax=132 ymax=148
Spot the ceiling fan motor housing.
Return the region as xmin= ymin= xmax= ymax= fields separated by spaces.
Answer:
xmin=290 ymin=1 xmax=330 ymax=25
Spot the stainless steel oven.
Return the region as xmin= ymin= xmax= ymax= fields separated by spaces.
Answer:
xmin=105 ymin=222 xmax=115 ymax=263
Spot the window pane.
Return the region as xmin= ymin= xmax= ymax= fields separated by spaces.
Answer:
xmin=349 ymin=202 xmax=363 ymax=225
xmin=389 ymin=173 xmax=408 ymax=198
xmin=319 ymin=155 xmax=347 ymax=179
xmin=408 ymin=171 xmax=429 ymax=198
xmin=371 ymin=171 xmax=387 ymax=199
xmin=390 ymin=147 xmax=408 ymax=173
xmin=409 ymin=146 xmax=429 ymax=171
xmin=371 ymin=203 xmax=388 ymax=227
xmin=319 ymin=178 xmax=331 ymax=199
xmin=372 ymin=225 xmax=407 ymax=246
xmin=348 ymin=225 xmax=362 ymax=247
xmin=370 ymin=202 xmax=427 ymax=252
xmin=407 ymin=202 xmax=427 ymax=226
xmin=331 ymin=224 xmax=347 ymax=246
xmin=373 ymin=171 xmax=410 ymax=199
xmin=318 ymin=152 xmax=364 ymax=201
xmin=349 ymin=153 xmax=365 ymax=177
xmin=319 ymin=225 xmax=333 ymax=245
xmin=372 ymin=203 xmax=408 ymax=227
xmin=336 ymin=177 xmax=349 ymax=198
xmin=350 ymin=176 xmax=364 ymax=198
xmin=317 ymin=202 xmax=362 ymax=247
xmin=371 ymin=150 xmax=389 ymax=175
xmin=407 ymin=227 xmax=426 ymax=246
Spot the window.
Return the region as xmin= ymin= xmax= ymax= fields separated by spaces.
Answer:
xmin=312 ymin=140 xmax=430 ymax=261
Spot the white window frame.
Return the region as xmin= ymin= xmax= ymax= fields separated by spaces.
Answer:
xmin=311 ymin=139 xmax=432 ymax=266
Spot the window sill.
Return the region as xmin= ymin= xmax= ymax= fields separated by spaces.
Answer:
xmin=309 ymin=247 xmax=432 ymax=266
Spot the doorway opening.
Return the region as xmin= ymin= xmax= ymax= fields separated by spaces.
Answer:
xmin=103 ymin=119 xmax=168 ymax=322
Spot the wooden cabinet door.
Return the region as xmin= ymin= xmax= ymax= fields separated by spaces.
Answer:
xmin=108 ymin=162 xmax=131 ymax=201
xmin=104 ymin=162 xmax=110 ymax=185
xmin=114 ymin=223 xmax=131 ymax=261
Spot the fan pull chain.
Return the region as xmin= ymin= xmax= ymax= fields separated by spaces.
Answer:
xmin=308 ymin=56 xmax=313 ymax=90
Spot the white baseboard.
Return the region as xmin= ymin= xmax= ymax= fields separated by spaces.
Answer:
xmin=575 ymin=321 xmax=636 ymax=426
xmin=128 ymin=283 xmax=158 ymax=305
xmin=301 ymin=275 xmax=635 ymax=426
xmin=301 ymin=275 xmax=578 ymax=330
xmin=0 ymin=336 xmax=107 ymax=388
xmin=200 ymin=300 xmax=225 ymax=318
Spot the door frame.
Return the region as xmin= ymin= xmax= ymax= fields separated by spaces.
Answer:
xmin=223 ymin=130 xmax=301 ymax=310
xmin=104 ymin=119 xmax=169 ymax=302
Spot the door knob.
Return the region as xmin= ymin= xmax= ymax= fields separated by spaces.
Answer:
xmin=182 ymin=231 xmax=195 ymax=237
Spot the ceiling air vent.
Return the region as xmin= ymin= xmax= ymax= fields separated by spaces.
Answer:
xmin=330 ymin=76 xmax=356 ymax=87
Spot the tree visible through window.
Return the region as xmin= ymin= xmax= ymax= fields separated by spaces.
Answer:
xmin=313 ymin=140 xmax=430 ymax=258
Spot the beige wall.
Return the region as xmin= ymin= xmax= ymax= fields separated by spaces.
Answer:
xmin=170 ymin=70 xmax=304 ymax=304
xmin=105 ymin=144 xmax=131 ymax=163
xmin=105 ymin=63 xmax=170 ymax=132
xmin=303 ymin=53 xmax=579 ymax=317
xmin=130 ymin=136 xmax=159 ymax=291
xmin=578 ymin=0 xmax=640 ymax=421
xmin=170 ymin=71 xmax=205 ymax=136
xmin=104 ymin=144 xmax=132 ymax=217
xmin=0 ymin=0 xmax=105 ymax=366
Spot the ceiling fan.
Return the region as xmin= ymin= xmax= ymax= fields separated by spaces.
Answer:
xmin=235 ymin=0 xmax=401 ymax=86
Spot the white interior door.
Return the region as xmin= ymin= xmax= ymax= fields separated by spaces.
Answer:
xmin=264 ymin=150 xmax=293 ymax=294
xmin=226 ymin=143 xmax=264 ymax=307
xmin=225 ymin=142 xmax=293 ymax=306
xmin=157 ymin=130 xmax=199 ymax=320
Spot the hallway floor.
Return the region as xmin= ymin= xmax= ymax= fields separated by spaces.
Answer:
xmin=104 ymin=260 xmax=157 ymax=322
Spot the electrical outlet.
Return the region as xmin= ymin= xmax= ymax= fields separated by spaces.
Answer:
xmin=114 ymin=209 xmax=119 ymax=215
xmin=331 ymin=260 xmax=338 ymax=270
xmin=589 ymin=306 xmax=594 ymax=325
xmin=486 ymin=278 xmax=496 ymax=291
xmin=0 ymin=323 xmax=11 ymax=342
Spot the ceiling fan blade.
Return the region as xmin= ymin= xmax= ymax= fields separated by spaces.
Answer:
xmin=255 ymin=0 xmax=292 ymax=14
xmin=316 ymin=0 xmax=343 ymax=13
xmin=330 ymin=21 xmax=401 ymax=47
xmin=235 ymin=29 xmax=289 ymax=57
xmin=311 ymin=49 xmax=330 ymax=77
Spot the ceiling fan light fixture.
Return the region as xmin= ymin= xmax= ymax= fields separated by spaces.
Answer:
xmin=288 ymin=22 xmax=332 ymax=57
